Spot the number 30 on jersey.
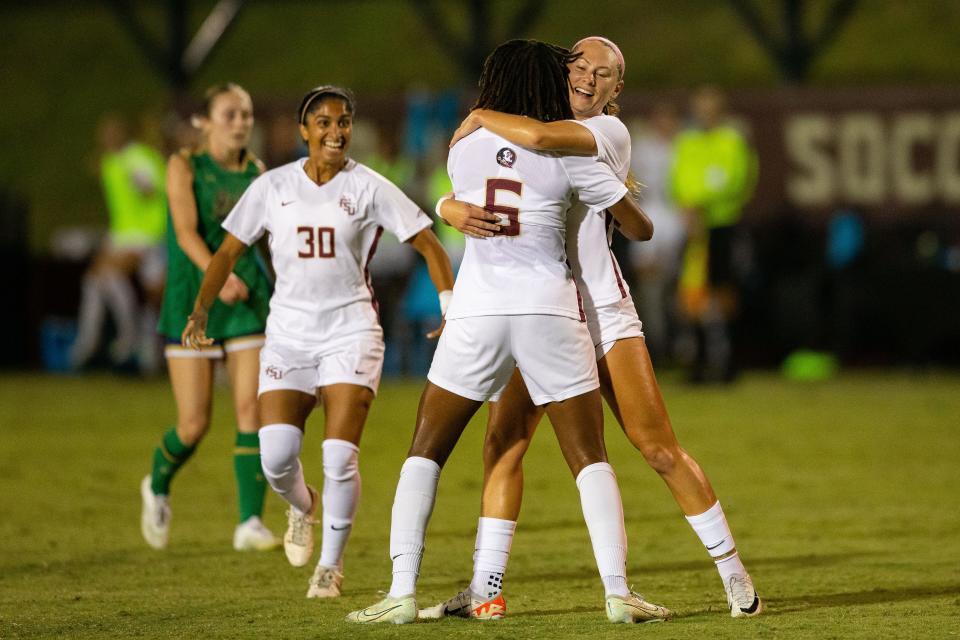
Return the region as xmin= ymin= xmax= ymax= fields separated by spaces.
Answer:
xmin=297 ymin=226 xmax=335 ymax=258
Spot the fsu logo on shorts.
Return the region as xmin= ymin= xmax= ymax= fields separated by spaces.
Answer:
xmin=339 ymin=194 xmax=357 ymax=216
xmin=496 ymin=147 xmax=516 ymax=168
xmin=265 ymin=365 xmax=283 ymax=380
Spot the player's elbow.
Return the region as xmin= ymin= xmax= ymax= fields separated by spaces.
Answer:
xmin=524 ymin=129 xmax=550 ymax=150
xmin=636 ymin=219 xmax=654 ymax=241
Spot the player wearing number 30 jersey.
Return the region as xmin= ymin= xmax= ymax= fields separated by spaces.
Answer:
xmin=224 ymin=157 xmax=432 ymax=349
xmin=183 ymin=86 xmax=454 ymax=601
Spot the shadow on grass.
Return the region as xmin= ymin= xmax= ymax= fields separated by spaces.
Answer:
xmin=1 ymin=545 xmax=277 ymax=578
xmin=764 ymin=583 xmax=960 ymax=614
xmin=501 ymin=551 xmax=887 ymax=585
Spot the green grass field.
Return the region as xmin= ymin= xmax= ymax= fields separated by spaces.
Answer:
xmin=1 ymin=371 xmax=958 ymax=639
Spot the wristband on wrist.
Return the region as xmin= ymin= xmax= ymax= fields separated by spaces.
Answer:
xmin=435 ymin=196 xmax=452 ymax=223
xmin=438 ymin=290 xmax=453 ymax=317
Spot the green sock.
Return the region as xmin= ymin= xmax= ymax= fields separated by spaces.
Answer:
xmin=150 ymin=428 xmax=196 ymax=495
xmin=235 ymin=431 xmax=267 ymax=523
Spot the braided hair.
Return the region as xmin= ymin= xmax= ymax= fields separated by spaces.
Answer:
xmin=473 ymin=39 xmax=580 ymax=123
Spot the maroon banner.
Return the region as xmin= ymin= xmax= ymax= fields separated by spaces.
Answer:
xmin=621 ymin=87 xmax=960 ymax=226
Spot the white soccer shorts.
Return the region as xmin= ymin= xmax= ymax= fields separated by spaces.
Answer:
xmin=586 ymin=297 xmax=644 ymax=360
xmin=427 ymin=315 xmax=599 ymax=406
xmin=258 ymin=334 xmax=385 ymax=396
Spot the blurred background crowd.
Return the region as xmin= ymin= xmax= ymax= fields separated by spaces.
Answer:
xmin=2 ymin=0 xmax=958 ymax=381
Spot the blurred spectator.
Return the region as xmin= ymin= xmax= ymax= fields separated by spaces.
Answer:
xmin=263 ymin=111 xmax=306 ymax=167
xmin=70 ymin=113 xmax=167 ymax=373
xmin=671 ymin=86 xmax=757 ymax=382
xmin=628 ymin=101 xmax=684 ymax=362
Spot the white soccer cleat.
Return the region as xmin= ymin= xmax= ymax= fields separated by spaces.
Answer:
xmin=140 ymin=475 xmax=171 ymax=550
xmin=306 ymin=564 xmax=343 ymax=598
xmin=605 ymin=591 xmax=672 ymax=623
xmin=418 ymin=588 xmax=506 ymax=620
xmin=283 ymin=485 xmax=319 ymax=567
xmin=233 ymin=516 xmax=279 ymax=551
xmin=726 ymin=574 xmax=763 ymax=618
xmin=345 ymin=594 xmax=417 ymax=624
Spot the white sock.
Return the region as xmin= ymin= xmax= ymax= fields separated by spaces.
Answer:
xmin=318 ymin=439 xmax=360 ymax=569
xmin=388 ymin=456 xmax=440 ymax=598
xmin=686 ymin=501 xmax=747 ymax=582
xmin=100 ymin=271 xmax=138 ymax=362
xmin=71 ymin=274 xmax=106 ymax=367
xmin=259 ymin=424 xmax=312 ymax=514
xmin=576 ymin=462 xmax=629 ymax=597
xmin=469 ymin=517 xmax=515 ymax=600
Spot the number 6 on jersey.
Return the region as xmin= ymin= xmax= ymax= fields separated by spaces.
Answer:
xmin=485 ymin=178 xmax=522 ymax=237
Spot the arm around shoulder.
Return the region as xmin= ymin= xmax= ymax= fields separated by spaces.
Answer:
xmin=472 ymin=110 xmax=597 ymax=155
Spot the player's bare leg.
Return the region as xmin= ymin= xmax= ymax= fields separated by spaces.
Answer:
xmin=482 ymin=370 xmax=544 ymax=520
xmin=406 ymin=382 xmax=482 ymax=464
xmin=599 ymin=336 xmax=760 ymax=617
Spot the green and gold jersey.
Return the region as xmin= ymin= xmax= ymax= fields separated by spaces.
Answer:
xmin=157 ymin=151 xmax=271 ymax=340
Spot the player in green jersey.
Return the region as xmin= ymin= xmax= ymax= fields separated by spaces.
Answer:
xmin=141 ymin=83 xmax=277 ymax=552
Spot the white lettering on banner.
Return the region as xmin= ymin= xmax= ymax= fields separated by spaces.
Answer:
xmin=785 ymin=111 xmax=960 ymax=208
xmin=938 ymin=113 xmax=960 ymax=204
xmin=891 ymin=113 xmax=935 ymax=205
xmin=839 ymin=113 xmax=885 ymax=204
xmin=786 ymin=114 xmax=833 ymax=206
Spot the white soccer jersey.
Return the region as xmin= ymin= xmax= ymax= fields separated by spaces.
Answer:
xmin=223 ymin=158 xmax=433 ymax=345
xmin=567 ymin=114 xmax=633 ymax=310
xmin=444 ymin=128 xmax=628 ymax=321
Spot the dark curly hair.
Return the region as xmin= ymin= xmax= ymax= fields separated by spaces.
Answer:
xmin=473 ymin=39 xmax=580 ymax=123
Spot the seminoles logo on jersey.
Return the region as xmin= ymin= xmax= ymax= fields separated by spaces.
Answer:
xmin=496 ymin=147 xmax=516 ymax=168
xmin=339 ymin=194 xmax=357 ymax=216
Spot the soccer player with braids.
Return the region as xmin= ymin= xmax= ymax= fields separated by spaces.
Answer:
xmin=431 ymin=36 xmax=762 ymax=619
xmin=183 ymin=86 xmax=454 ymax=599
xmin=347 ymin=39 xmax=666 ymax=625
xmin=142 ymin=83 xmax=277 ymax=553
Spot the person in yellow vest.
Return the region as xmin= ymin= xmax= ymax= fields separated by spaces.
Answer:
xmin=671 ymin=86 xmax=757 ymax=382
xmin=71 ymin=113 xmax=167 ymax=372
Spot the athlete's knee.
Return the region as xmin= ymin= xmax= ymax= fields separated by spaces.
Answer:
xmin=322 ymin=438 xmax=359 ymax=482
xmin=637 ymin=440 xmax=679 ymax=475
xmin=483 ymin=427 xmax=527 ymax=469
xmin=259 ymin=424 xmax=303 ymax=479
xmin=176 ymin=414 xmax=210 ymax=445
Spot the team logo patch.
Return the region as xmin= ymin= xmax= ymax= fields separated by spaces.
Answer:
xmin=496 ymin=147 xmax=516 ymax=168
xmin=339 ymin=194 xmax=357 ymax=216
xmin=265 ymin=365 xmax=284 ymax=380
